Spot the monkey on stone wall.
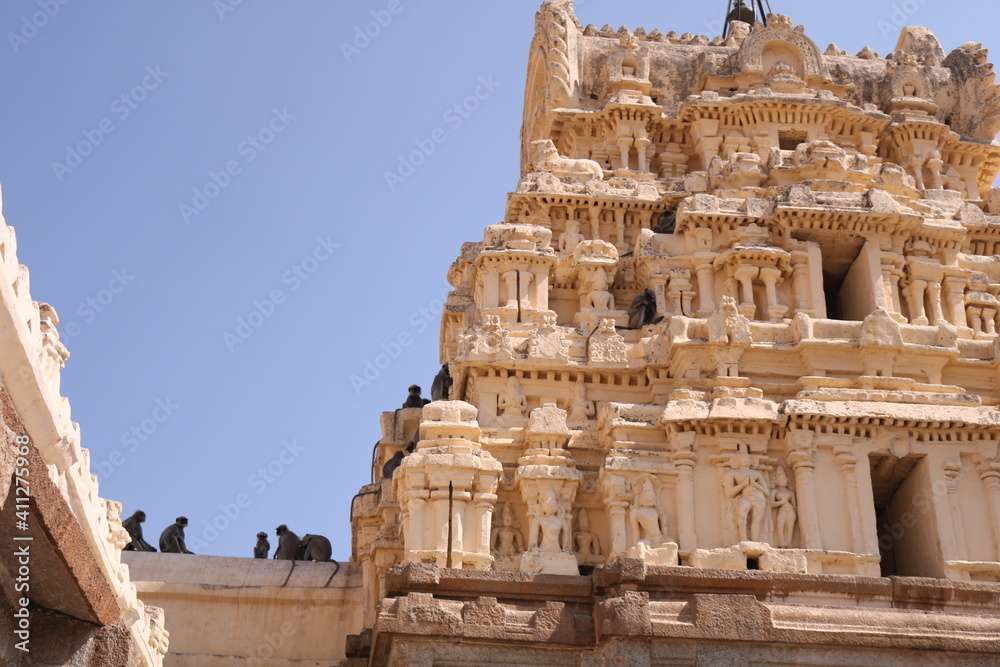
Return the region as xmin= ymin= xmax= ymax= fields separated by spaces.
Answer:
xmin=122 ymin=510 xmax=157 ymax=552
xmin=159 ymin=516 xmax=194 ymax=554
xmin=274 ymin=524 xmax=301 ymax=560
xmin=254 ymin=531 xmax=270 ymax=559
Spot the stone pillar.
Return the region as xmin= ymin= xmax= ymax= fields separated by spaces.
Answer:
xmin=518 ymin=270 xmax=533 ymax=308
xmin=968 ymin=306 xmax=983 ymax=334
xmin=503 ymin=270 xmax=519 ymax=309
xmin=976 ymin=459 xmax=1000 ymax=562
xmin=608 ymin=503 xmax=628 ymax=556
xmin=835 ymin=448 xmax=864 ymax=553
xmin=695 ymin=261 xmax=715 ymax=316
xmin=635 ymin=137 xmax=651 ymax=172
xmin=474 ymin=491 xmax=496 ymax=556
xmin=943 ymin=461 xmax=967 ymax=561
xmin=943 ymin=276 xmax=968 ymax=328
xmin=759 ymin=267 xmax=787 ymax=322
xmin=614 ymin=209 xmax=626 ymax=252
xmin=484 ymin=272 xmax=500 ymax=309
xmin=889 ymin=271 xmax=905 ymax=321
xmin=534 ymin=267 xmax=550 ymax=311
xmin=791 ymin=251 xmax=812 ymax=315
xmin=903 ymin=280 xmax=928 ymax=325
xmin=734 ymin=265 xmax=759 ymax=319
xmin=926 ymin=282 xmax=945 ymax=325
xmin=672 ymin=434 xmax=698 ymax=552
xmin=984 ymin=308 xmax=998 ymax=335
xmin=650 ymin=275 xmax=668 ymax=316
xmin=787 ymin=432 xmax=822 ymax=550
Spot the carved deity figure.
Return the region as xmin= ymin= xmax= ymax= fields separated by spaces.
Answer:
xmin=491 ymin=503 xmax=525 ymax=557
xmin=568 ymin=379 xmax=596 ymax=422
xmin=583 ymin=269 xmax=615 ymax=311
xmin=559 ymin=218 xmax=584 ymax=255
xmin=770 ymin=467 xmax=797 ymax=548
xmin=629 ymin=478 xmax=664 ymax=545
xmin=499 ymin=376 xmax=527 ymax=418
xmin=573 ymin=508 xmax=601 ymax=556
xmin=530 ymin=487 xmax=571 ymax=553
xmin=722 ymin=451 xmax=770 ymax=543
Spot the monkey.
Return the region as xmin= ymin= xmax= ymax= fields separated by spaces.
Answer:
xmin=628 ymin=288 xmax=663 ymax=329
xmin=122 ymin=510 xmax=157 ymax=552
xmin=402 ymin=384 xmax=430 ymax=408
xmin=651 ymin=210 xmax=677 ymax=234
xmin=254 ymin=531 xmax=270 ymax=559
xmin=431 ymin=364 xmax=453 ymax=402
xmin=159 ymin=516 xmax=194 ymax=554
xmin=298 ymin=534 xmax=333 ymax=562
xmin=274 ymin=524 xmax=301 ymax=560
xmin=381 ymin=450 xmax=405 ymax=480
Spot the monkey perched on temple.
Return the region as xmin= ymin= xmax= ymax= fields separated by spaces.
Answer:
xmin=381 ymin=450 xmax=405 ymax=480
xmin=159 ymin=517 xmax=194 ymax=554
xmin=298 ymin=534 xmax=333 ymax=562
xmin=402 ymin=384 xmax=430 ymax=408
xmin=431 ymin=364 xmax=453 ymax=402
xmin=254 ymin=531 xmax=270 ymax=559
xmin=122 ymin=510 xmax=157 ymax=552
xmin=274 ymin=524 xmax=301 ymax=560
xmin=628 ymin=288 xmax=663 ymax=329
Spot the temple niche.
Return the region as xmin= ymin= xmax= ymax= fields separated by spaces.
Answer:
xmin=350 ymin=1 xmax=1000 ymax=664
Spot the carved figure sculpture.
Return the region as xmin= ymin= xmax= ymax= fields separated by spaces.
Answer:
xmin=530 ymin=139 xmax=604 ymax=179
xmin=629 ymin=478 xmax=664 ymax=545
xmin=403 ymin=384 xmax=430 ymax=408
xmin=530 ymin=487 xmax=571 ymax=552
xmin=122 ymin=510 xmax=156 ymax=552
xmin=722 ymin=451 xmax=770 ymax=543
xmin=573 ymin=508 xmax=601 ymax=556
xmin=499 ymin=376 xmax=527 ymax=418
xmin=491 ymin=503 xmax=525 ymax=557
xmin=159 ymin=517 xmax=194 ymax=554
xmin=583 ymin=269 xmax=615 ymax=311
xmin=568 ymin=379 xmax=596 ymax=422
xmin=274 ymin=524 xmax=301 ymax=560
xmin=628 ymin=288 xmax=660 ymax=328
xmin=771 ymin=467 xmax=797 ymax=548
xmin=298 ymin=534 xmax=333 ymax=562
xmin=431 ymin=364 xmax=453 ymax=401
xmin=559 ymin=218 xmax=585 ymax=254
xmin=254 ymin=531 xmax=270 ymax=559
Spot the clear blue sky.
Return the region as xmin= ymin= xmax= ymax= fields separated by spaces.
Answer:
xmin=0 ymin=0 xmax=994 ymax=559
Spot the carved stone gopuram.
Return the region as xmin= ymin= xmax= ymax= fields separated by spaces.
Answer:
xmin=350 ymin=2 xmax=1000 ymax=664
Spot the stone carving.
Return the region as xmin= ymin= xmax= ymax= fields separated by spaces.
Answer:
xmin=589 ymin=319 xmax=627 ymax=364
xmin=629 ymin=478 xmax=665 ymax=546
xmin=558 ymin=218 xmax=584 ymax=255
xmin=568 ymin=379 xmax=596 ymax=422
xmin=527 ymin=314 xmax=568 ymax=360
xmin=530 ymin=139 xmax=604 ymax=180
xmin=573 ymin=508 xmax=601 ymax=557
xmin=491 ymin=503 xmax=525 ymax=557
xmin=582 ymin=268 xmax=616 ymax=312
xmin=709 ymin=152 xmax=765 ymax=189
xmin=722 ymin=450 xmax=771 ymax=544
xmin=499 ymin=376 xmax=527 ymax=419
xmin=463 ymin=315 xmax=513 ymax=360
xmin=159 ymin=517 xmax=194 ymax=554
xmin=254 ymin=531 xmax=270 ymax=559
xmin=771 ymin=467 xmax=797 ymax=548
xmin=530 ymin=487 xmax=572 ymax=553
